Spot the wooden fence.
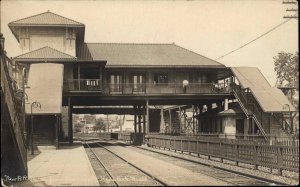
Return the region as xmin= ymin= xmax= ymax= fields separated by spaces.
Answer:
xmin=118 ymin=133 xmax=133 ymax=143
xmin=145 ymin=134 xmax=299 ymax=175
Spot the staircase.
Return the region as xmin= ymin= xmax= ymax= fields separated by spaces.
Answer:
xmin=233 ymin=85 xmax=294 ymax=141
xmin=270 ymin=113 xmax=293 ymax=139
xmin=230 ymin=67 xmax=296 ymax=142
xmin=1 ymin=43 xmax=28 ymax=179
xmin=233 ymin=86 xmax=268 ymax=140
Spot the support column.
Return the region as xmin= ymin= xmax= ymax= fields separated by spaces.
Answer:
xmin=160 ymin=106 xmax=165 ymax=133
xmin=138 ymin=106 xmax=142 ymax=134
xmin=192 ymin=105 xmax=195 ymax=135
xmin=55 ymin=115 xmax=59 ymax=149
xmin=107 ymin=114 xmax=110 ymax=132
xmin=183 ymin=109 xmax=186 ymax=133
xmin=252 ymin=118 xmax=255 ymax=136
xmin=143 ymin=105 xmax=146 ymax=134
xmin=169 ymin=110 xmax=172 ymax=134
xmin=78 ymin=64 xmax=81 ymax=90
xmin=195 ymin=106 xmax=199 ymax=133
xmin=134 ymin=106 xmax=137 ymax=133
xmin=68 ymin=97 xmax=73 ymax=145
xmin=179 ymin=106 xmax=182 ymax=134
xmin=290 ymin=112 xmax=293 ymax=133
xmin=123 ymin=70 xmax=126 ymax=94
xmin=198 ymin=105 xmax=203 ymax=133
xmin=224 ymin=98 xmax=229 ymax=111
xmin=99 ymin=65 xmax=103 ymax=90
xmin=146 ymin=100 xmax=149 ymax=134
xmin=244 ymin=118 xmax=250 ymax=139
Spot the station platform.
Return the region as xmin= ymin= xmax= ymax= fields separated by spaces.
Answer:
xmin=19 ymin=142 xmax=99 ymax=186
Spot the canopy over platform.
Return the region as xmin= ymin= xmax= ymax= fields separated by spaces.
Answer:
xmin=231 ymin=67 xmax=296 ymax=112
xmin=25 ymin=63 xmax=64 ymax=114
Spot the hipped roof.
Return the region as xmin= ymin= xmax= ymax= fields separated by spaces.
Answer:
xmin=14 ymin=46 xmax=77 ymax=61
xmin=8 ymin=11 xmax=85 ymax=42
xmin=8 ymin=11 xmax=84 ymax=27
xmin=80 ymin=43 xmax=225 ymax=68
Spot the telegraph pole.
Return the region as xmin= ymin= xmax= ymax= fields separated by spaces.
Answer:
xmin=283 ymin=0 xmax=298 ymax=19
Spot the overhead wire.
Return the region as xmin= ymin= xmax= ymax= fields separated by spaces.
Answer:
xmin=215 ymin=18 xmax=293 ymax=61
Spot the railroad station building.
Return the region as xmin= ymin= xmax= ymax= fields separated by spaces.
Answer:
xmin=7 ymin=11 xmax=296 ymax=147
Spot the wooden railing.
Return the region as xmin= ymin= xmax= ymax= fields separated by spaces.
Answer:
xmin=104 ymin=82 xmax=231 ymax=94
xmin=145 ymin=134 xmax=299 ymax=176
xmin=96 ymin=132 xmax=143 ymax=144
xmin=233 ymin=86 xmax=269 ymax=140
xmin=273 ymin=113 xmax=293 ymax=134
xmin=234 ymin=84 xmax=295 ymax=139
xmin=64 ymin=79 xmax=102 ymax=91
xmin=118 ymin=132 xmax=134 ymax=143
xmin=98 ymin=132 xmax=112 ymax=140
xmin=63 ymin=80 xmax=233 ymax=94
xmin=1 ymin=49 xmax=27 ymax=174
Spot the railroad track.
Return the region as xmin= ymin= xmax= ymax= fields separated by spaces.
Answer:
xmin=99 ymin=140 xmax=287 ymax=186
xmin=124 ymin=145 xmax=280 ymax=186
xmin=84 ymin=139 xmax=288 ymax=186
xmin=83 ymin=140 xmax=166 ymax=186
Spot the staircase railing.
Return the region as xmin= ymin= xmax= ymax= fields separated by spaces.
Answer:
xmin=1 ymin=49 xmax=27 ymax=173
xmin=233 ymin=85 xmax=269 ymax=141
xmin=273 ymin=113 xmax=292 ymax=134
xmin=233 ymin=87 xmax=250 ymax=115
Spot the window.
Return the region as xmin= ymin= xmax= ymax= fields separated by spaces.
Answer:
xmin=132 ymin=74 xmax=144 ymax=92
xmin=197 ymin=73 xmax=207 ymax=83
xmin=110 ymin=74 xmax=122 ymax=92
xmin=154 ymin=74 xmax=168 ymax=85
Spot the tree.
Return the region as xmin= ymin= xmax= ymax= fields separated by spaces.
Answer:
xmin=274 ymin=52 xmax=299 ymax=88
xmin=94 ymin=118 xmax=106 ymax=132
xmin=74 ymin=121 xmax=84 ymax=133
xmin=274 ymin=52 xmax=299 ymax=110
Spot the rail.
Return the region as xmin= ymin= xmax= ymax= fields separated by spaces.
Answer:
xmin=1 ymin=48 xmax=27 ymax=173
xmin=96 ymin=132 xmax=142 ymax=144
xmin=145 ymin=134 xmax=299 ymax=176
xmin=63 ymin=79 xmax=102 ymax=91
xmin=91 ymin=141 xmax=168 ymax=186
xmin=273 ymin=113 xmax=293 ymax=134
xmin=233 ymin=86 xmax=269 ymax=140
xmin=150 ymin=132 xmax=295 ymax=142
xmin=117 ymin=132 xmax=134 ymax=143
xmin=233 ymin=83 xmax=295 ymax=138
xmin=64 ymin=80 xmax=233 ymax=94
xmin=84 ymin=141 xmax=119 ymax=186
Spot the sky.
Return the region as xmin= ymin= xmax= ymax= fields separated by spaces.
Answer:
xmin=1 ymin=0 xmax=298 ymax=86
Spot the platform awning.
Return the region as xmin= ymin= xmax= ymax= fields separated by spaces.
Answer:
xmin=231 ymin=67 xmax=271 ymax=89
xmin=231 ymin=67 xmax=296 ymax=112
xmin=25 ymin=63 xmax=64 ymax=114
xmin=250 ymin=86 xmax=296 ymax=112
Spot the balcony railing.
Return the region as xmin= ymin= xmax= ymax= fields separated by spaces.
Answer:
xmin=64 ymin=79 xmax=102 ymax=91
xmin=64 ymin=79 xmax=233 ymax=94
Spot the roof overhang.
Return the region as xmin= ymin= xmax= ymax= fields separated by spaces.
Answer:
xmin=8 ymin=24 xmax=85 ymax=43
xmin=16 ymin=59 xmax=107 ymax=65
xmin=217 ymin=111 xmax=245 ymax=117
xmin=105 ymin=65 xmax=226 ymax=68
